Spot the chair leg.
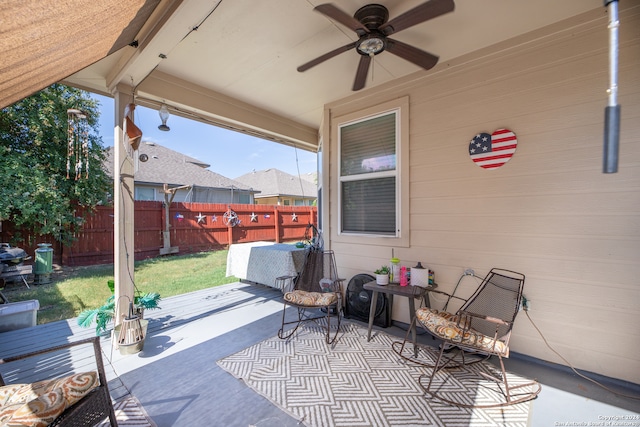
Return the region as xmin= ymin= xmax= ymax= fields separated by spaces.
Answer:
xmin=423 ymin=339 xmax=451 ymax=394
xmin=420 ymin=350 xmax=542 ymax=408
xmin=324 ymin=303 xmax=342 ymax=345
xmin=278 ymin=304 xmax=305 ymax=340
xmin=391 ymin=316 xmax=438 ymax=368
xmin=494 ymin=355 xmax=542 ymax=406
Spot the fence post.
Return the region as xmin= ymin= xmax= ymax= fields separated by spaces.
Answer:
xmin=274 ymin=207 xmax=281 ymax=243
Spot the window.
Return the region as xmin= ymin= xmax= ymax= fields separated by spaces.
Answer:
xmin=334 ymin=96 xmax=408 ymax=244
xmin=340 ymin=112 xmax=397 ymax=235
xmin=238 ymin=193 xmax=251 ymax=204
xmin=135 ymin=187 xmax=155 ymax=201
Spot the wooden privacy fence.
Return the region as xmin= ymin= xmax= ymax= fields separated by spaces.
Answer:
xmin=1 ymin=202 xmax=317 ymax=267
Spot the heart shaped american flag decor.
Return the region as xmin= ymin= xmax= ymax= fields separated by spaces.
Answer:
xmin=468 ymin=128 xmax=518 ymax=169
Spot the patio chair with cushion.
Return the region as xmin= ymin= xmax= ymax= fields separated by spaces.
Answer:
xmin=395 ymin=268 xmax=541 ymax=408
xmin=277 ymin=249 xmax=345 ymax=344
xmin=0 ymin=336 xmax=117 ymax=427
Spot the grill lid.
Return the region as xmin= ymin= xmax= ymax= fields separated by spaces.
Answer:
xmin=0 ymin=243 xmax=28 ymax=265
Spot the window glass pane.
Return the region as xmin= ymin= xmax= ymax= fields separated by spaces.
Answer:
xmin=135 ymin=187 xmax=155 ymax=201
xmin=341 ymin=113 xmax=396 ymax=176
xmin=342 ymin=177 xmax=395 ymax=234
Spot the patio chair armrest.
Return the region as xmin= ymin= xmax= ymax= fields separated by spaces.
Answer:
xmin=0 ymin=337 xmax=106 ymax=386
xmin=428 ymin=289 xmax=467 ymax=303
xmin=0 ymin=336 xmax=117 ymax=427
xmin=458 ymin=310 xmax=510 ymax=326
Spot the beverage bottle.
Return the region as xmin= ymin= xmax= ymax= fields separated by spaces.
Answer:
xmin=400 ymin=266 xmax=408 ymax=286
xmin=390 ymin=257 xmax=400 ymax=283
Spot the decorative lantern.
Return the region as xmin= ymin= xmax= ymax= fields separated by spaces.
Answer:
xmin=158 ymin=103 xmax=170 ymax=131
xmin=116 ymin=302 xmax=147 ymax=355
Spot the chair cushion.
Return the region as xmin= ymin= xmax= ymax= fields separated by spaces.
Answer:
xmin=416 ymin=308 xmax=509 ymax=356
xmin=284 ymin=290 xmax=338 ymax=306
xmin=0 ymin=371 xmax=98 ymax=427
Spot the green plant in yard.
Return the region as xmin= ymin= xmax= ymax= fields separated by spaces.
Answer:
xmin=77 ymin=291 xmax=161 ymax=335
xmin=4 ymin=250 xmax=236 ymax=325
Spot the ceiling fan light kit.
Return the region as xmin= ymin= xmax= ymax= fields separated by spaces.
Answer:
xmin=357 ymin=34 xmax=386 ymax=55
xmin=298 ymin=0 xmax=455 ymax=91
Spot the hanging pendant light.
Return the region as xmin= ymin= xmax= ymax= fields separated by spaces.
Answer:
xmin=158 ymin=103 xmax=170 ymax=131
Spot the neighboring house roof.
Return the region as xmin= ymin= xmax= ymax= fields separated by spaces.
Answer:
xmin=299 ymin=172 xmax=317 ymax=183
xmin=104 ymin=142 xmax=254 ymax=192
xmin=235 ymin=168 xmax=317 ymax=199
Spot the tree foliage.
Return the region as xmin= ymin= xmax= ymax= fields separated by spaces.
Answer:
xmin=0 ymin=84 xmax=111 ymax=244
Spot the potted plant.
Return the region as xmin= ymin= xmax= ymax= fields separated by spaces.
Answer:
xmin=374 ymin=266 xmax=390 ymax=285
xmin=77 ymin=290 xmax=161 ymax=335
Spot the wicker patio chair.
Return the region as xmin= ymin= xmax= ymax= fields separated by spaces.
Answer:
xmin=0 ymin=336 xmax=117 ymax=426
xmin=277 ymin=249 xmax=345 ymax=344
xmin=395 ymin=268 xmax=541 ymax=408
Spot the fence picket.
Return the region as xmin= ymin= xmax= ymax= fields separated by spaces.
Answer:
xmin=0 ymin=202 xmax=317 ymax=266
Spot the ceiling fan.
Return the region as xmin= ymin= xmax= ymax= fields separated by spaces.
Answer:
xmin=298 ymin=0 xmax=455 ymax=91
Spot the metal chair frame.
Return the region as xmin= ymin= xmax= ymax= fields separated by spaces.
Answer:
xmin=277 ymin=249 xmax=345 ymax=344
xmin=0 ymin=336 xmax=117 ymax=426
xmin=394 ymin=268 xmax=541 ymax=408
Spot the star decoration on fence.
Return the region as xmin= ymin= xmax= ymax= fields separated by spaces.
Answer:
xmin=250 ymin=212 xmax=258 ymax=222
xmin=211 ymin=214 xmax=217 ymax=222
xmin=196 ymin=213 xmax=206 ymax=224
xmin=291 ymin=213 xmax=298 ymax=222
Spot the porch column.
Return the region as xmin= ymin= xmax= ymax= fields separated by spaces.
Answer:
xmin=112 ymin=84 xmax=135 ymax=330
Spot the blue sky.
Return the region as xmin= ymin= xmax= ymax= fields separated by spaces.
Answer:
xmin=91 ymin=94 xmax=317 ymax=179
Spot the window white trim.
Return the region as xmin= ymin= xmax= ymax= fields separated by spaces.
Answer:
xmin=331 ymin=97 xmax=410 ymax=247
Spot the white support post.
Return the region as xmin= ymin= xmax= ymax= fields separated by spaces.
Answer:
xmin=112 ymin=85 xmax=136 ymax=333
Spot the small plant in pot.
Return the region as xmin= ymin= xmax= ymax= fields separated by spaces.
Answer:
xmin=77 ymin=290 xmax=161 ymax=335
xmin=374 ymin=266 xmax=390 ymax=285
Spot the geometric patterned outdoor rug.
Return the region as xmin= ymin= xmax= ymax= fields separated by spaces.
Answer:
xmin=98 ymin=396 xmax=157 ymax=427
xmin=217 ymin=322 xmax=535 ymax=427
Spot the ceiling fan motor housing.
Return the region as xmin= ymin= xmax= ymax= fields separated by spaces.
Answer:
xmin=354 ymin=4 xmax=389 ymax=56
xmin=354 ymin=4 xmax=389 ymax=30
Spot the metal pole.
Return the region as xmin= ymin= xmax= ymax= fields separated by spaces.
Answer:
xmin=603 ymin=0 xmax=620 ymax=173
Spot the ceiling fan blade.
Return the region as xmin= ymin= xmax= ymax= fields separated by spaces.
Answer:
xmin=386 ymin=38 xmax=439 ymax=70
xmin=379 ymin=0 xmax=455 ymax=36
xmin=297 ymin=41 xmax=357 ymax=72
xmin=314 ymin=3 xmax=369 ymax=35
xmin=353 ymin=55 xmax=371 ymax=91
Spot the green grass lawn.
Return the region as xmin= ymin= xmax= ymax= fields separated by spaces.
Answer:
xmin=2 ymin=250 xmax=237 ymax=325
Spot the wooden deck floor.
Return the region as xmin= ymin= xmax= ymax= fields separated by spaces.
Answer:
xmin=0 ymin=281 xmax=285 ymax=403
xmin=1 ymin=282 xmax=639 ymax=426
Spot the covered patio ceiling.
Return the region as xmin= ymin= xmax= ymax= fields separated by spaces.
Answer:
xmin=3 ymin=0 xmax=604 ymax=151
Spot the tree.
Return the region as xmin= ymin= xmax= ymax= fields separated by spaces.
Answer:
xmin=0 ymin=84 xmax=111 ymax=244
